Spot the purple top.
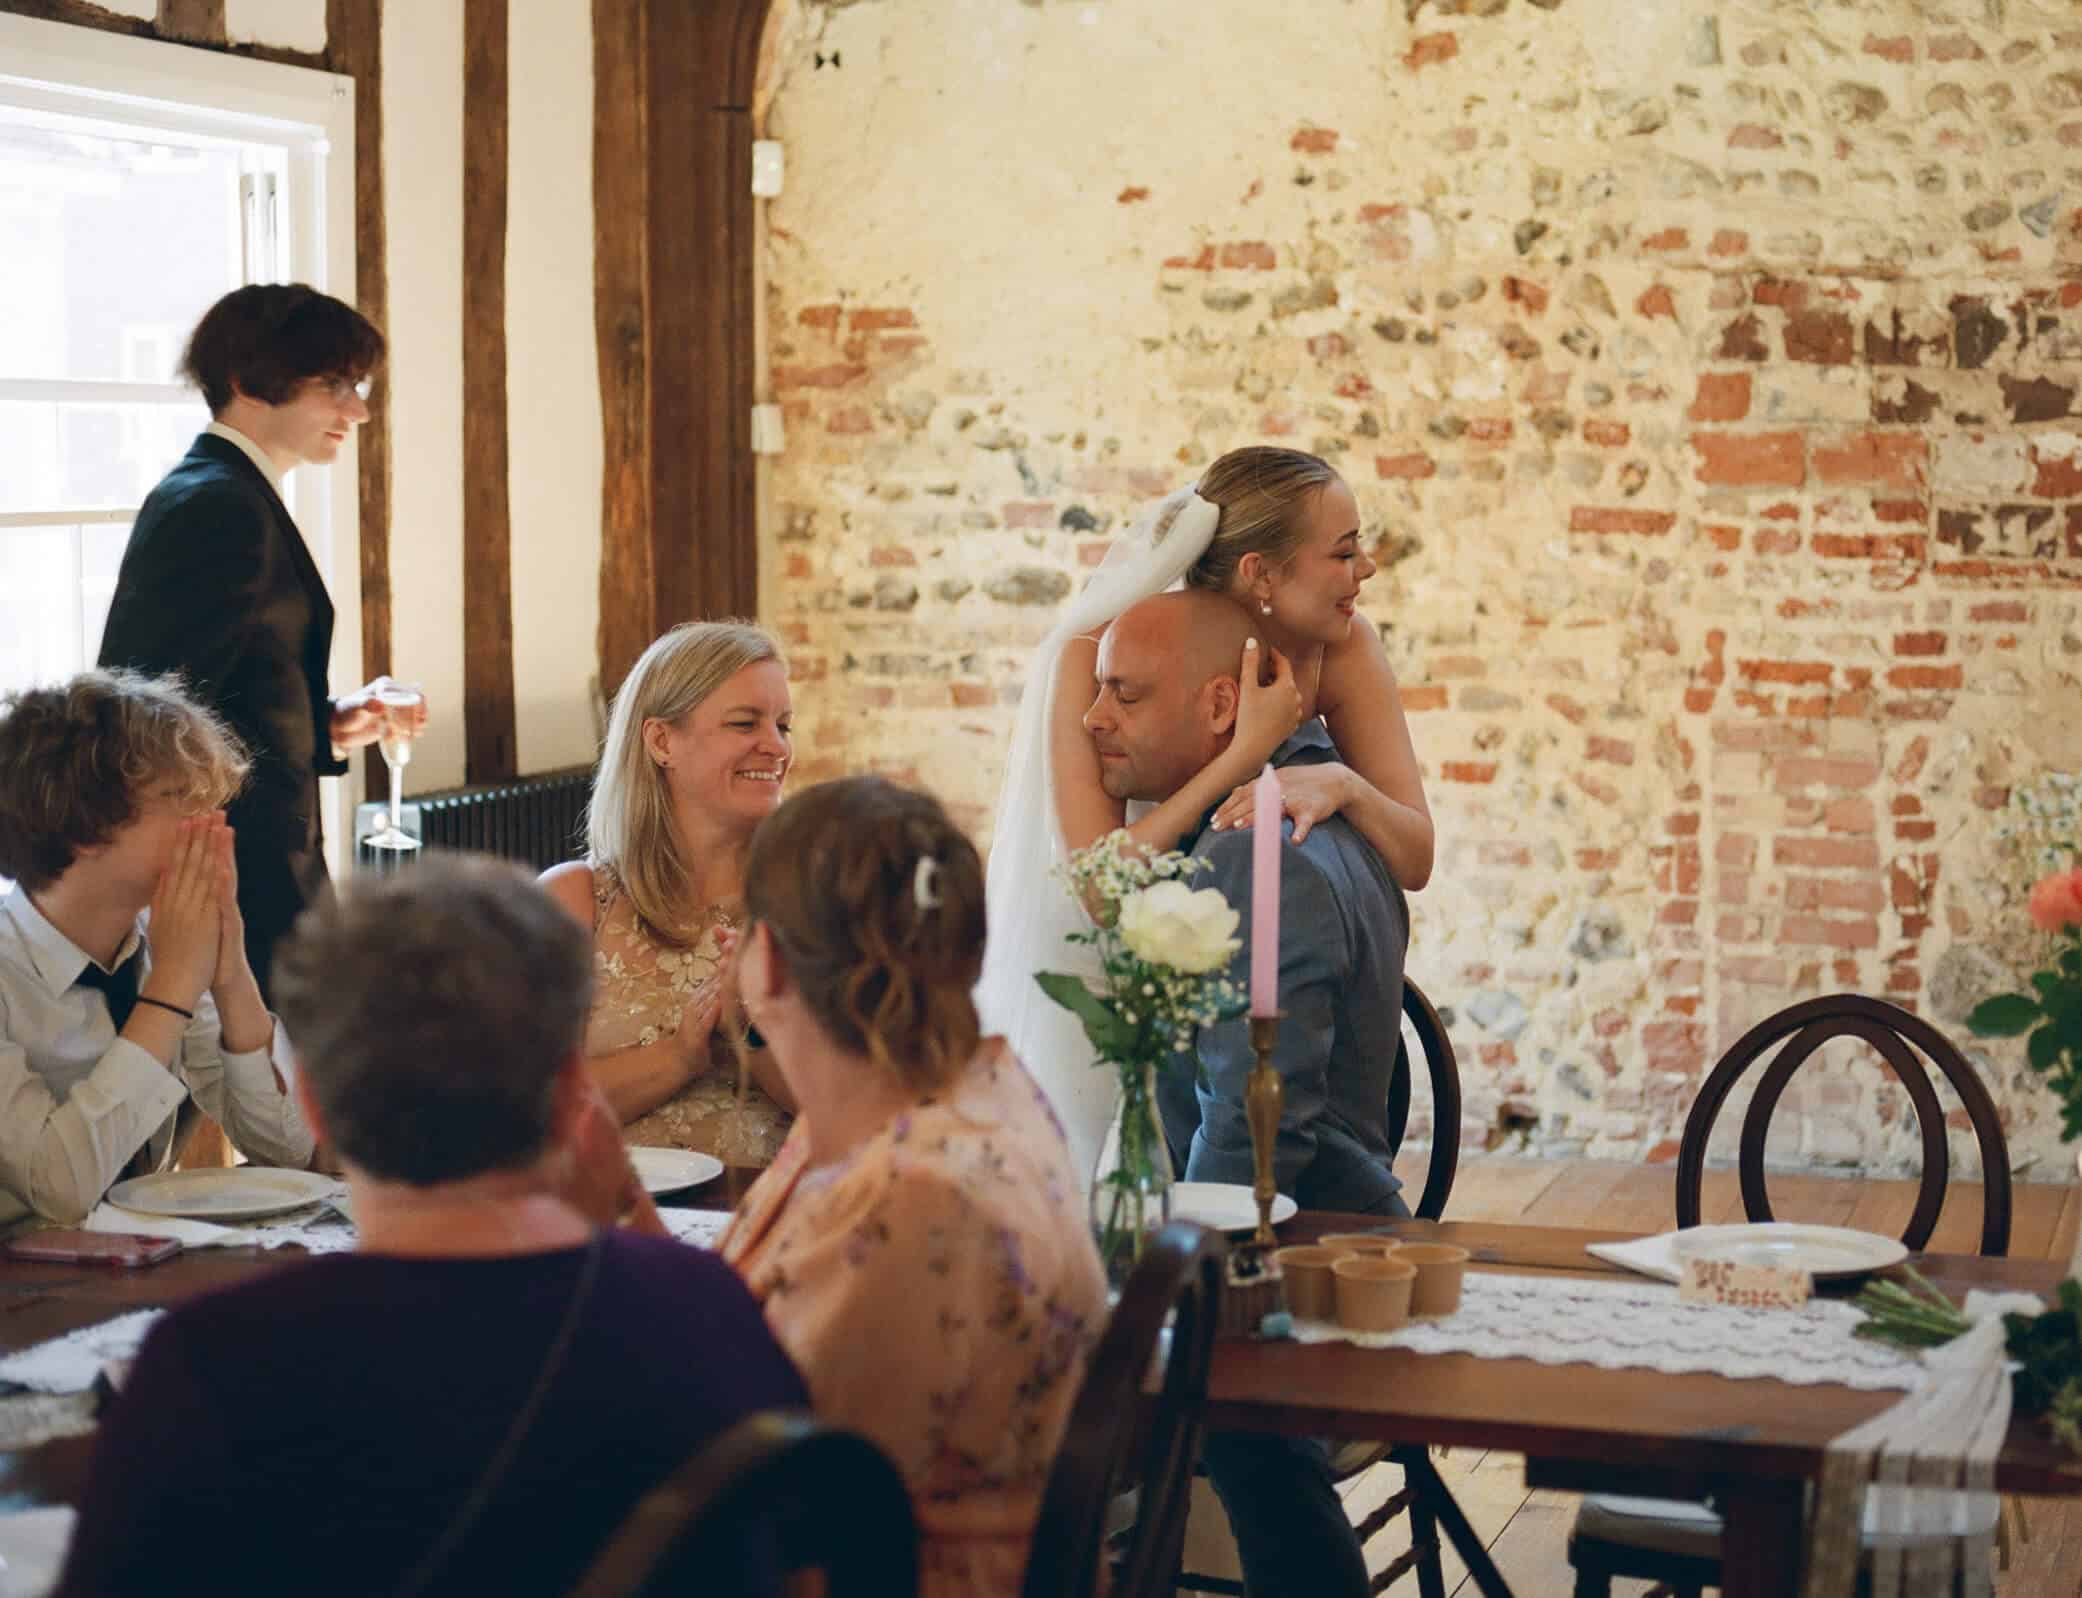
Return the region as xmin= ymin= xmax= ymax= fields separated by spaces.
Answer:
xmin=56 ymin=1232 xmax=806 ymax=1597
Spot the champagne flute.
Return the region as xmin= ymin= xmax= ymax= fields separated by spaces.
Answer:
xmin=366 ymin=682 xmax=425 ymax=852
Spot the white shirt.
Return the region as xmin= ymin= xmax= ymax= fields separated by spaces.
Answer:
xmin=0 ymin=887 xmax=314 ymax=1226
xmin=204 ymin=419 xmax=288 ymax=496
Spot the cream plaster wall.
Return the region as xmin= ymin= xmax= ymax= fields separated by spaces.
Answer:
xmin=225 ymin=0 xmax=325 ymax=55
xmin=380 ymin=0 xmax=469 ymax=791
xmin=506 ymin=0 xmax=606 ymax=776
xmin=213 ymin=0 xmax=605 ymax=791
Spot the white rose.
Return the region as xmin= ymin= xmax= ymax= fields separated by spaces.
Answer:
xmin=1116 ymin=880 xmax=1241 ymax=975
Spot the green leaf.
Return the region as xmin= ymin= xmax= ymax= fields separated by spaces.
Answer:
xmin=1968 ymin=993 xmax=2043 ymax=1037
xmin=1033 ymin=970 xmax=1136 ymax=1059
xmin=2030 ymin=1023 xmax=2065 ymax=1074
xmin=2062 ymin=945 xmax=2082 ymax=979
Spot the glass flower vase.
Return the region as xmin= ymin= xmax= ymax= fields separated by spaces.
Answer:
xmin=1090 ymin=1060 xmax=1174 ymax=1290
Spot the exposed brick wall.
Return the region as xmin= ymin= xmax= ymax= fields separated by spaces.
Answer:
xmin=759 ymin=0 xmax=2082 ymax=1177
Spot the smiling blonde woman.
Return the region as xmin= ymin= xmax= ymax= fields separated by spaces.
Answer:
xmin=541 ymin=620 xmax=796 ymax=1168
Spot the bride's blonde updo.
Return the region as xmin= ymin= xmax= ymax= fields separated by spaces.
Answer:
xmin=1185 ymin=445 xmax=1341 ymax=594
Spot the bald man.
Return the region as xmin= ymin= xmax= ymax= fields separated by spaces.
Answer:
xmin=1086 ymin=589 xmax=1411 ymax=1598
xmin=1085 ymin=590 xmax=1410 ymax=1210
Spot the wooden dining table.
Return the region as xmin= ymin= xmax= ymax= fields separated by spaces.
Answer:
xmin=1215 ymin=1212 xmax=2082 ymax=1598
xmin=1 ymin=1185 xmax=2077 ymax=1598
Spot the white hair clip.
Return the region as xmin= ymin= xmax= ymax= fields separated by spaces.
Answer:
xmin=913 ymin=856 xmax=943 ymax=911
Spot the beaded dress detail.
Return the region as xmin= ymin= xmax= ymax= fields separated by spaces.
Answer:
xmin=585 ymin=863 xmax=790 ymax=1167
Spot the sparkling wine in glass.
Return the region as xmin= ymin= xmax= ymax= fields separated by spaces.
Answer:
xmin=366 ymin=683 xmax=425 ymax=852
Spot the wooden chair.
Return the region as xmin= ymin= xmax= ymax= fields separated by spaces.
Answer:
xmin=1024 ymin=1219 xmax=1226 ymax=1598
xmin=1400 ymin=977 xmax=1462 ymax=1223
xmin=1568 ymin=992 xmax=2013 ymax=1598
xmin=1674 ymin=991 xmax=2011 ymax=1255
xmin=568 ymin=1410 xmax=917 ymax=1598
xmin=1176 ymin=977 xmax=1513 ymax=1598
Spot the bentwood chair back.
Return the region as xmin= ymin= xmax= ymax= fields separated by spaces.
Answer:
xmin=1570 ymin=992 xmax=2015 ymax=1598
xmin=1674 ymin=991 xmax=2011 ymax=1255
xmin=1398 ymin=977 xmax=1462 ymax=1222
xmin=1024 ymin=1220 xmax=1226 ymax=1598
xmin=567 ymin=1410 xmax=917 ymax=1598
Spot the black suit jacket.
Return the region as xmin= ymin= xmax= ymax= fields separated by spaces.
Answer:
xmin=97 ymin=433 xmax=348 ymax=995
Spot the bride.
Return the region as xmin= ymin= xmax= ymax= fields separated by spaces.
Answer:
xmin=978 ymin=445 xmax=1435 ymax=1184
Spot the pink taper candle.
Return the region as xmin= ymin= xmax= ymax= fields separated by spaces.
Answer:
xmin=1250 ymin=764 xmax=1281 ymax=1017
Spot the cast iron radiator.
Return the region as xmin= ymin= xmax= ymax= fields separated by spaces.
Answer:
xmin=397 ymin=765 xmax=593 ymax=874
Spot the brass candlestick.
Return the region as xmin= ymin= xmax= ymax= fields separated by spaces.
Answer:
xmin=1245 ymin=1012 xmax=1284 ymax=1250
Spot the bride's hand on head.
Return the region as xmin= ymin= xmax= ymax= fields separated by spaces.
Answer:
xmin=1210 ymin=760 xmax=1357 ymax=844
xmin=1232 ymin=638 xmax=1301 ymax=768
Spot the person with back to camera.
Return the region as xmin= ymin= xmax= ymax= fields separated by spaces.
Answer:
xmin=978 ymin=445 xmax=1433 ymax=1185
xmin=542 ymin=620 xmax=796 ymax=1168
xmin=721 ymin=776 xmax=1108 ymax=1598
xmin=55 ymin=855 xmax=805 ymax=1598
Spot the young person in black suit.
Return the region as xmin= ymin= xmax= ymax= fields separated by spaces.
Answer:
xmin=98 ymin=284 xmax=427 ymax=1000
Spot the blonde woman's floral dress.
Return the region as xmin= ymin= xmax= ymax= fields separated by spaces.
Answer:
xmin=584 ymin=863 xmax=790 ymax=1166
xmin=721 ymin=1038 xmax=1107 ymax=1598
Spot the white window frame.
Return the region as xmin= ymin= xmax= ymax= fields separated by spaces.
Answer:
xmin=0 ymin=13 xmax=362 ymax=876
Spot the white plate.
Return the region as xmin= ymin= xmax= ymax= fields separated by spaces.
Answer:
xmin=107 ymin=1167 xmax=341 ymax=1223
xmin=1169 ymin=1182 xmax=1298 ymax=1234
xmin=1666 ymin=1222 xmax=1907 ymax=1280
xmin=628 ymin=1147 xmax=725 ymax=1197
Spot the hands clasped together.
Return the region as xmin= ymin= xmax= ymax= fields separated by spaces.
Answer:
xmin=139 ymin=813 xmax=271 ymax=1055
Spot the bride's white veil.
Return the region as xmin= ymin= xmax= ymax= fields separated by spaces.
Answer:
xmin=977 ymin=484 xmax=1220 ymax=1185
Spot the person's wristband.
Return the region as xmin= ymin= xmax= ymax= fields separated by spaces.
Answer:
xmin=135 ymin=996 xmax=195 ymax=1022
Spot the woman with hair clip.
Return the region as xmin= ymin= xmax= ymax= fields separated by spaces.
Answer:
xmin=978 ymin=444 xmax=1436 ymax=1182
xmin=541 ymin=621 xmax=795 ymax=1168
xmin=721 ymin=776 xmax=1107 ymax=1598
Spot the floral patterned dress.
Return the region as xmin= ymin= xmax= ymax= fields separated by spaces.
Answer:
xmin=584 ymin=863 xmax=791 ymax=1167
xmin=721 ymin=1038 xmax=1108 ymax=1598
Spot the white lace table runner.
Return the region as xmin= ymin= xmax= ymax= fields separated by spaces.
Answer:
xmin=658 ymin=1208 xmax=729 ymax=1250
xmin=0 ymin=1309 xmax=162 ymax=1396
xmin=77 ymin=1200 xmax=718 ymax=1256
xmin=1285 ymin=1271 xmax=1924 ymax=1391
xmin=0 ymin=1392 xmax=98 ymax=1451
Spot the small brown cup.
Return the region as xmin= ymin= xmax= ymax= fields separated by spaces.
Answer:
xmin=1395 ymin=1243 xmax=1470 ymax=1316
xmin=1318 ymin=1232 xmax=1400 ymax=1259
xmin=1332 ymin=1256 xmax=1416 ymax=1333
xmin=1274 ymin=1246 xmax=1350 ymax=1321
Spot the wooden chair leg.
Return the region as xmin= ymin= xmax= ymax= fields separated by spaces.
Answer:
xmin=1406 ymin=1492 xmax=1446 ymax=1598
xmin=1396 ymin=1448 xmax=1513 ymax=1598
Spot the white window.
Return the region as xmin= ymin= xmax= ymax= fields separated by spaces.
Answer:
xmin=0 ymin=14 xmax=358 ymax=705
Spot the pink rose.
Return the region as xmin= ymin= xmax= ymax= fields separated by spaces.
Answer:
xmin=2027 ymin=866 xmax=2082 ymax=932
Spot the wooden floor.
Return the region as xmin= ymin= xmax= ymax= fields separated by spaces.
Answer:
xmin=1175 ymin=1155 xmax=2082 ymax=1598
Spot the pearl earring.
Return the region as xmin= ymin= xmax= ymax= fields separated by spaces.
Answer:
xmin=1260 ymin=600 xmax=1273 ymax=616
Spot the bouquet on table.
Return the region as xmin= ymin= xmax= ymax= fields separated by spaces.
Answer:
xmin=1037 ymin=829 xmax=1246 ymax=1284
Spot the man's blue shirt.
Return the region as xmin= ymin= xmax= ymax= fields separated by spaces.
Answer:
xmin=1157 ymin=721 xmax=1411 ymax=1215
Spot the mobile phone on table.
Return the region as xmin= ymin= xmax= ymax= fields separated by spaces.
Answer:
xmin=2 ymin=1229 xmax=183 ymax=1268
